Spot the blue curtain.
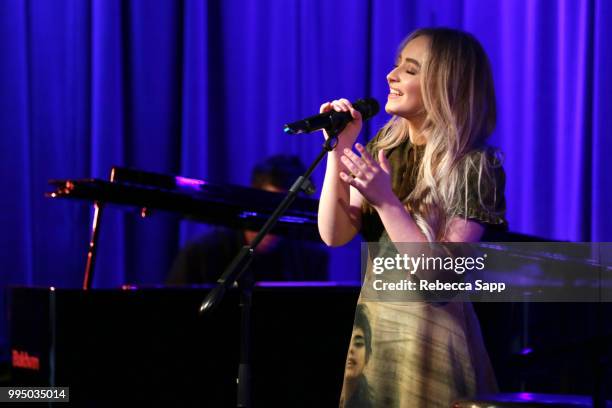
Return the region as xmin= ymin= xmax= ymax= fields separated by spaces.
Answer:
xmin=1 ymin=0 xmax=611 ymax=356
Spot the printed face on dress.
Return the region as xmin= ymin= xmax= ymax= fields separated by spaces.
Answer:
xmin=345 ymin=327 xmax=367 ymax=379
xmin=385 ymin=35 xmax=430 ymax=122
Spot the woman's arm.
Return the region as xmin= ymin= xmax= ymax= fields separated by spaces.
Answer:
xmin=444 ymin=217 xmax=485 ymax=242
xmin=372 ymin=197 xmax=428 ymax=242
xmin=318 ymin=156 xmax=365 ymax=246
xmin=375 ymin=200 xmax=485 ymax=243
xmin=317 ymin=99 xmax=365 ymax=246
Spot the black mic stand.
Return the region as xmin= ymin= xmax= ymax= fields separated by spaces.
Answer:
xmin=199 ymin=127 xmax=342 ymax=408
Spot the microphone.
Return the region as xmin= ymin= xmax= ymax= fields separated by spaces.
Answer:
xmin=283 ymin=97 xmax=380 ymax=134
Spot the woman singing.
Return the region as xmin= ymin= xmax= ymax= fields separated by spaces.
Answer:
xmin=318 ymin=28 xmax=506 ymax=407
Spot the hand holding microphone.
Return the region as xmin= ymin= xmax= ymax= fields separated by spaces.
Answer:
xmin=318 ymin=99 xmax=363 ymax=149
xmin=283 ymin=97 xmax=379 ymax=149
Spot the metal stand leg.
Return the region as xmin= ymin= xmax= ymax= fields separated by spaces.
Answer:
xmin=83 ymin=201 xmax=103 ymax=290
xmin=237 ymin=279 xmax=253 ymax=408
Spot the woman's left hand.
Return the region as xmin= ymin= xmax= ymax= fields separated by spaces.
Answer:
xmin=339 ymin=143 xmax=398 ymax=209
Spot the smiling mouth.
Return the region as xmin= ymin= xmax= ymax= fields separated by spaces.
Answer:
xmin=389 ymin=89 xmax=403 ymax=96
xmin=346 ymin=358 xmax=357 ymax=367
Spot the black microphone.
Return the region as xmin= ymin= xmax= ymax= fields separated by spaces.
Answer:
xmin=283 ymin=97 xmax=379 ymax=134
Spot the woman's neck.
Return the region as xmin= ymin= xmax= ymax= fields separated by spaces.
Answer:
xmin=407 ymin=115 xmax=427 ymax=146
xmin=409 ymin=132 xmax=427 ymax=146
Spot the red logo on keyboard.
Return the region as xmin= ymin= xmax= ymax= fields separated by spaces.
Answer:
xmin=11 ymin=349 xmax=40 ymax=371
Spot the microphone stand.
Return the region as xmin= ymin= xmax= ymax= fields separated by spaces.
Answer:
xmin=199 ymin=127 xmax=342 ymax=408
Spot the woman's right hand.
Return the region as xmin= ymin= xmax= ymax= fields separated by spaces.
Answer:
xmin=318 ymin=98 xmax=364 ymax=246
xmin=319 ymin=98 xmax=363 ymax=150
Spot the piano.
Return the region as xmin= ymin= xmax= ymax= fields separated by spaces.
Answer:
xmin=46 ymin=166 xmax=321 ymax=238
xmin=46 ymin=166 xmax=323 ymax=290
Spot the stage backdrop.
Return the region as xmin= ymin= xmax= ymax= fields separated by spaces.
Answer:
xmin=1 ymin=0 xmax=611 ymax=358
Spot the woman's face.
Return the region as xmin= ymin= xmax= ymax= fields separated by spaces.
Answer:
xmin=345 ymin=327 xmax=367 ymax=379
xmin=385 ymin=35 xmax=430 ymax=122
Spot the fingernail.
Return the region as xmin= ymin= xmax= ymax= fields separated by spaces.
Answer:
xmin=343 ymin=148 xmax=350 ymax=154
xmin=355 ymin=143 xmax=363 ymax=150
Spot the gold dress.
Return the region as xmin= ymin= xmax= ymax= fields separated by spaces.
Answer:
xmin=340 ymin=136 xmax=507 ymax=408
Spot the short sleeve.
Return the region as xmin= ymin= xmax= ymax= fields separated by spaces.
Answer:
xmin=457 ymin=150 xmax=508 ymax=229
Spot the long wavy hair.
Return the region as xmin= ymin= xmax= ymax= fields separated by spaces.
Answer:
xmin=371 ymin=28 xmax=501 ymax=241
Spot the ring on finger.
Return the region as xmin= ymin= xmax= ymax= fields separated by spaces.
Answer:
xmin=346 ymin=166 xmax=360 ymax=178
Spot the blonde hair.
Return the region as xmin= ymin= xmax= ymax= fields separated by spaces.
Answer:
xmin=371 ymin=28 xmax=501 ymax=241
